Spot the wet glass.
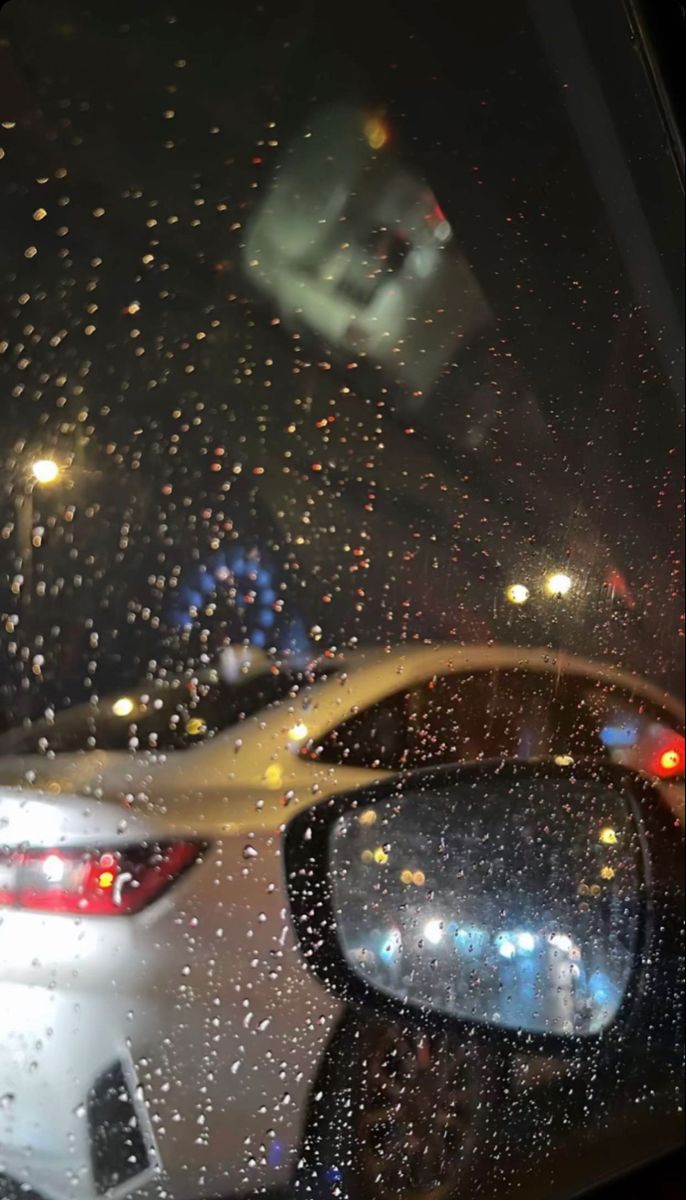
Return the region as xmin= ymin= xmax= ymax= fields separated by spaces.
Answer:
xmin=0 ymin=1 xmax=683 ymax=1199
xmin=331 ymin=778 xmax=643 ymax=1035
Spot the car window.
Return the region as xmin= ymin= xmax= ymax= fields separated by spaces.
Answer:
xmin=0 ymin=2 xmax=683 ymax=1200
xmin=311 ymin=692 xmax=408 ymax=770
xmin=0 ymin=663 xmax=340 ymax=754
xmin=311 ymin=669 xmax=684 ymax=774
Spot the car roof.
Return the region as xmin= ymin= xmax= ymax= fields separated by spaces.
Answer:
xmin=308 ymin=642 xmax=685 ymax=720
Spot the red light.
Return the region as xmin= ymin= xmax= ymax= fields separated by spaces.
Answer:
xmin=604 ymin=568 xmax=635 ymax=610
xmin=427 ymin=202 xmax=447 ymax=225
xmin=659 ymin=747 xmax=682 ymax=773
xmin=651 ymin=735 xmax=685 ymax=778
xmin=0 ymin=841 xmax=205 ymax=915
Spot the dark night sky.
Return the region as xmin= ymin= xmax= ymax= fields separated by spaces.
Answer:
xmin=0 ymin=0 xmax=683 ymax=720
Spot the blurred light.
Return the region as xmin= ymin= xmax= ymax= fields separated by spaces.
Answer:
xmin=545 ymin=571 xmax=572 ymax=597
xmin=659 ymin=746 xmax=683 ymax=774
xmin=372 ymin=846 xmax=389 ymax=865
xmin=112 ymin=696 xmax=135 ymax=718
xmin=549 ymin=933 xmax=574 ymax=954
xmin=267 ymin=1141 xmax=285 ymax=1169
xmin=600 ymin=723 xmax=638 ymax=748
xmin=454 ymin=926 xmax=487 ymax=952
xmin=423 ymin=919 xmax=444 ymax=946
xmin=185 ymin=717 xmax=207 ymax=737
xmin=599 ymin=826 xmax=618 ymax=846
xmin=30 ymin=458 xmax=60 ymax=485
xmin=361 ymin=849 xmax=374 ymax=864
xmin=554 ymin=754 xmax=574 ymax=766
xmin=600 ymin=866 xmax=615 ymax=880
xmin=358 ymin=809 xmax=377 ymax=826
xmin=515 ymin=931 xmax=537 ymax=953
xmin=42 ymin=854 xmax=65 ymax=884
xmin=96 ymin=870 xmax=116 ymax=890
xmin=288 ymin=722 xmax=309 ymax=742
xmin=506 ymin=583 xmax=530 ymax=605
xmin=497 ymin=936 xmax=517 ymax=960
xmin=401 ymin=866 xmax=426 ymax=886
xmin=590 ymin=970 xmax=621 ymax=1010
xmin=363 ymin=115 xmax=389 ymax=150
xmin=265 ymin=763 xmax=283 ymax=789
xmin=380 ymin=929 xmax=401 ymax=963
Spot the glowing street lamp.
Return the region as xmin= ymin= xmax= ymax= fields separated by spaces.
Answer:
xmin=545 ymin=571 xmax=573 ymax=598
xmin=15 ymin=457 xmax=64 ymax=615
xmin=506 ymin=583 xmax=530 ymax=605
xmin=30 ymin=458 xmax=61 ymax=485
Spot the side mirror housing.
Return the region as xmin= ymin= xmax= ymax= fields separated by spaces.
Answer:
xmin=285 ymin=760 xmax=683 ymax=1049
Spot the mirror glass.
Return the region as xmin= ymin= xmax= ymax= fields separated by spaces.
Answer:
xmin=329 ymin=774 xmax=643 ymax=1035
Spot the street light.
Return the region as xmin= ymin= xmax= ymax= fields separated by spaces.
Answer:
xmin=506 ymin=583 xmax=530 ymax=605
xmin=545 ymin=571 xmax=573 ymax=598
xmin=30 ymin=458 xmax=61 ymax=485
xmin=15 ymin=457 xmax=63 ymax=610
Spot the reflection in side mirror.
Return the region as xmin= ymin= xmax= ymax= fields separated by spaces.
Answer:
xmin=286 ymin=762 xmax=648 ymax=1039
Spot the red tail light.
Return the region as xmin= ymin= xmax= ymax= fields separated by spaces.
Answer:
xmin=0 ymin=840 xmax=205 ymax=915
xmin=651 ymin=738 xmax=685 ymax=778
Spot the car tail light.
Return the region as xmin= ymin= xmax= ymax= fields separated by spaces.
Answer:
xmin=0 ymin=840 xmax=205 ymax=915
xmin=650 ymin=736 xmax=685 ymax=779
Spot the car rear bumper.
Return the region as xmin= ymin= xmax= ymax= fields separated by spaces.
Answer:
xmin=0 ymin=832 xmax=342 ymax=1200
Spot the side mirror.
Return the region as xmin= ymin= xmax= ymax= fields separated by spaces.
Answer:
xmin=285 ymin=761 xmax=683 ymax=1044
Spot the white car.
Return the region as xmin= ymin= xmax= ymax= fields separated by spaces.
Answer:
xmin=243 ymin=103 xmax=491 ymax=398
xmin=0 ymin=644 xmax=683 ymax=1200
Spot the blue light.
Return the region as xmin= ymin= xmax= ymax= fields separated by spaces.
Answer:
xmin=589 ymin=970 xmax=622 ymax=1011
xmin=267 ymin=1140 xmax=284 ymax=1168
xmin=379 ymin=929 xmax=401 ymax=963
xmin=453 ymin=926 xmax=487 ymax=953
xmin=600 ymin=723 xmax=639 ymax=748
xmin=197 ymin=569 xmax=216 ymax=595
xmin=496 ymin=931 xmax=538 ymax=958
xmin=169 ymin=546 xmax=311 ymax=655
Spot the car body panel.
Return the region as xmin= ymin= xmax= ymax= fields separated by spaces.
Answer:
xmin=0 ymin=788 xmax=341 ymax=1199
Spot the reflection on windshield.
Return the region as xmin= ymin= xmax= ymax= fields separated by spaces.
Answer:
xmin=244 ymin=103 xmax=492 ymax=398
